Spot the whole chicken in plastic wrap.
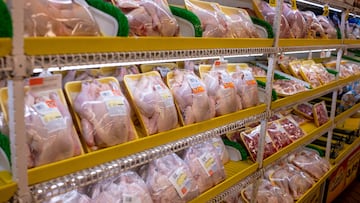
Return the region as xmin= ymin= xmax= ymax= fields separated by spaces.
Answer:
xmin=317 ymin=15 xmax=338 ymax=39
xmin=115 ymin=0 xmax=179 ymax=36
xmin=144 ymin=153 xmax=199 ymax=203
xmin=257 ymin=1 xmax=294 ymax=38
xmin=45 ymin=190 xmax=91 ymax=203
xmin=88 ymin=170 xmax=153 ymax=203
xmin=124 ymin=72 xmax=178 ymax=135
xmin=210 ymin=137 xmax=230 ymax=164
xmin=301 ymin=11 xmax=326 ymax=38
xmin=73 ymin=79 xmax=136 ymax=150
xmin=24 ymin=90 xmax=81 ymax=168
xmin=224 ymin=8 xmax=260 ymax=38
xmin=282 ymin=3 xmax=307 ymax=38
xmin=24 ymin=0 xmax=101 ymax=37
xmin=183 ymin=141 xmax=226 ymax=193
xmin=168 ymin=69 xmax=215 ymax=125
xmin=185 ymin=0 xmax=230 ymax=37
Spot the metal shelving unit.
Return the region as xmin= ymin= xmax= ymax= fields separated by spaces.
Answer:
xmin=1 ymin=0 xmax=360 ymax=202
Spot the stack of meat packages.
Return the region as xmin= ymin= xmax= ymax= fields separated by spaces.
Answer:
xmin=45 ymin=137 xmax=229 ymax=203
xmin=257 ymin=0 xmax=338 ymax=39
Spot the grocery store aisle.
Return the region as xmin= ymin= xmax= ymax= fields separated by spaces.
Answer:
xmin=332 ymin=178 xmax=360 ymax=203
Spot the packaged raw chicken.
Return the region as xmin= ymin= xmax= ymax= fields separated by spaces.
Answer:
xmin=300 ymin=62 xmax=321 ymax=88
xmin=267 ymin=122 xmax=292 ymax=150
xmin=272 ymin=79 xmax=308 ymax=96
xmin=114 ymin=0 xmax=179 ymax=36
xmin=183 ymin=142 xmax=225 ymax=193
xmin=267 ymin=162 xmax=315 ymax=200
xmin=240 ymin=125 xmax=277 ymax=161
xmin=145 ymin=153 xmax=199 ymax=202
xmin=66 ymin=78 xmax=137 ymax=151
xmin=140 ymin=63 xmax=177 ymax=81
xmin=124 ymin=71 xmax=179 ymax=135
xmin=241 ymin=179 xmax=294 ymax=203
xmin=185 ymin=0 xmax=230 ymax=37
xmin=209 ymin=137 xmax=230 ymax=164
xmin=248 ymin=64 xmax=266 ymax=77
xmin=288 ymin=148 xmax=330 ymax=181
xmin=339 ymin=64 xmax=354 ymax=78
xmin=278 ymin=116 xmax=305 ymax=141
xmin=313 ymin=101 xmax=329 ymax=127
xmin=220 ymin=6 xmax=260 ymax=38
xmin=199 ymin=61 xmax=242 ymax=116
xmin=167 ymin=69 xmax=215 ymax=125
xmin=288 ymin=60 xmax=302 ymax=78
xmin=282 ymin=3 xmax=307 ymax=38
xmin=24 ymin=0 xmax=101 ymax=37
xmin=256 ymin=0 xmax=294 ymax=38
xmin=228 ymin=64 xmax=260 ymax=108
xmin=293 ymin=102 xmax=314 ymax=120
xmin=45 ymin=190 xmax=91 ymax=203
xmin=1 ymin=75 xmax=83 ymax=168
xmin=345 ymin=63 xmax=360 ymax=74
xmin=317 ymin=15 xmax=338 ymax=39
xmin=301 ymin=11 xmax=326 ymax=39
xmin=311 ymin=63 xmax=335 ymax=85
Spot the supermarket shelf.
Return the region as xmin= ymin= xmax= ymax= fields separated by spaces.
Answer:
xmin=189 ymin=160 xmax=258 ymax=203
xmin=271 ymin=81 xmax=340 ymax=110
xmin=278 ymin=39 xmax=343 ymax=51
xmin=332 ymin=136 xmax=360 ymax=165
xmin=338 ymin=74 xmax=360 ymax=88
xmin=344 ymin=39 xmax=360 ymax=49
xmin=0 ymin=38 xmax=11 ymax=57
xmin=0 ymin=182 xmax=17 ymax=203
xmin=335 ymin=103 xmax=360 ymax=124
xmin=296 ymin=165 xmax=338 ymax=203
xmin=263 ymin=121 xmax=332 ymax=167
xmin=27 ymin=105 xmax=266 ymax=185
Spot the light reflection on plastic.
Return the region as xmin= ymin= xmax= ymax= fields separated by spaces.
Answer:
xmin=296 ymin=0 xmax=342 ymax=12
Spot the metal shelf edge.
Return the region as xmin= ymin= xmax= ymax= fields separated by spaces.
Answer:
xmin=332 ymin=136 xmax=360 ymax=165
xmin=335 ymin=103 xmax=360 ymax=124
xmin=0 ymin=182 xmax=17 ymax=203
xmin=27 ymin=105 xmax=266 ymax=185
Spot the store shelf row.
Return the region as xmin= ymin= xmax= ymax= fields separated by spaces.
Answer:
xmin=332 ymin=134 xmax=360 ymax=165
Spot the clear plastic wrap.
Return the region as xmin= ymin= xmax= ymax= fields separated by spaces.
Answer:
xmin=278 ymin=116 xmax=305 ymax=141
xmin=345 ymin=62 xmax=360 ymax=74
xmin=145 ymin=153 xmax=199 ymax=202
xmin=24 ymin=0 xmax=101 ymax=37
xmin=124 ymin=72 xmax=179 ymax=135
xmin=267 ymin=122 xmax=292 ymax=150
xmin=289 ymin=113 xmax=309 ymax=125
xmin=183 ymin=142 xmax=225 ymax=193
xmin=288 ymin=148 xmax=330 ymax=181
xmin=24 ymin=89 xmax=82 ymax=168
xmin=222 ymin=7 xmax=259 ymax=38
xmin=301 ymin=11 xmax=326 ymax=39
xmin=267 ymin=163 xmax=315 ymax=200
xmin=272 ymin=79 xmax=307 ymax=96
xmin=257 ymin=1 xmax=294 ymax=38
xmin=229 ymin=66 xmax=260 ymax=108
xmin=45 ymin=190 xmax=91 ymax=203
xmin=73 ymin=79 xmax=136 ymax=150
xmin=115 ymin=0 xmax=179 ymax=36
xmin=293 ymin=102 xmax=314 ymax=120
xmin=240 ymin=125 xmax=277 ymax=161
xmin=288 ymin=60 xmax=302 ymax=78
xmin=313 ymin=101 xmax=329 ymax=127
xmin=339 ymin=64 xmax=354 ymax=78
xmin=167 ymin=69 xmax=215 ymax=125
xmin=317 ymin=15 xmax=338 ymax=39
xmin=249 ymin=65 xmax=266 ymax=77
xmin=311 ymin=63 xmax=335 ymax=85
xmin=282 ymin=3 xmax=307 ymax=38
xmin=241 ymin=179 xmax=294 ymax=203
xmin=300 ymin=64 xmax=321 ymax=88
xmin=185 ymin=0 xmax=230 ymax=37
xmin=209 ymin=137 xmax=230 ymax=164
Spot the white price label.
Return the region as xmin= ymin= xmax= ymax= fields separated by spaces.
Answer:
xmin=33 ymin=100 xmax=66 ymax=132
xmin=220 ymin=72 xmax=235 ymax=89
xmin=187 ymin=75 xmax=205 ymax=94
xmin=169 ymin=168 xmax=191 ymax=198
xmin=123 ymin=194 xmax=140 ymax=203
xmin=320 ymin=51 xmax=326 ymax=58
xmin=100 ymin=90 xmax=127 ymax=116
xmin=198 ymin=153 xmax=217 ymax=177
xmin=156 ymin=67 xmax=171 ymax=78
xmin=154 ymin=84 xmax=174 ymax=107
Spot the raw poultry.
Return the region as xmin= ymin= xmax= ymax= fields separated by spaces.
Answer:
xmin=282 ymin=3 xmax=307 ymax=38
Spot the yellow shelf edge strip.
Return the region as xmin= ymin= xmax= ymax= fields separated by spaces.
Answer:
xmin=344 ymin=39 xmax=360 ymax=44
xmin=333 ymin=136 xmax=360 ymax=165
xmin=0 ymin=38 xmax=11 ymax=57
xmin=28 ymin=105 xmax=265 ymax=185
xmin=0 ymin=182 xmax=17 ymax=203
xmin=278 ymin=39 xmax=342 ymax=47
xmin=334 ymin=102 xmax=360 ymax=124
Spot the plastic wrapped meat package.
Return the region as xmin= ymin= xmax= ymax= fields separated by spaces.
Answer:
xmin=240 ymin=125 xmax=277 ymax=161
xmin=241 ymin=179 xmax=293 ymax=203
xmin=209 ymin=137 xmax=230 ymax=164
xmin=266 ymin=162 xmax=315 ymax=200
xmin=299 ymin=63 xmax=321 ymax=88
xmin=345 ymin=63 xmax=360 ymax=74
xmin=282 ymin=3 xmax=307 ymax=38
xmin=114 ymin=0 xmax=179 ymax=36
xmin=124 ymin=72 xmax=178 ymax=135
xmin=183 ymin=142 xmax=225 ymax=193
xmin=289 ymin=113 xmax=309 ymax=125
xmin=288 ymin=60 xmax=302 ymax=78
xmin=272 ymin=79 xmax=307 ymax=96
xmin=185 ymin=0 xmax=230 ymax=37
xmin=339 ymin=64 xmax=354 ymax=78
xmin=267 ymin=122 xmax=293 ymax=150
xmin=278 ymin=116 xmax=305 ymax=141
xmin=288 ymin=148 xmax=330 ymax=181
xmin=293 ymin=102 xmax=314 ymax=120
xmin=24 ymin=89 xmax=82 ymax=168
xmin=44 ymin=190 xmax=91 ymax=203
xmin=24 ymin=0 xmax=101 ymax=37
xmin=317 ymin=15 xmax=338 ymax=39
xmin=313 ymin=101 xmax=329 ymax=127
xmin=87 ymin=171 xmax=153 ymax=203
xmin=311 ymin=63 xmax=335 ymax=85
xmin=301 ymin=11 xmax=326 ymax=39
xmin=144 ymin=153 xmax=199 ymax=202
xmin=200 ymin=65 xmax=242 ymax=116
xmin=228 ymin=66 xmax=260 ymax=108
xmin=249 ymin=65 xmax=266 ymax=77
xmin=167 ymin=69 xmax=215 ymax=125
xmin=257 ymin=1 xmax=294 ymax=38
xmin=72 ymin=79 xmax=137 ymax=150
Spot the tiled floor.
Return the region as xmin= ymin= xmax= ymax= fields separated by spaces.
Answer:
xmin=332 ymin=178 xmax=360 ymax=203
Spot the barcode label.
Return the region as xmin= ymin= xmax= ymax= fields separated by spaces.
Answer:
xmin=100 ymin=90 xmax=114 ymax=97
xmin=101 ymin=90 xmax=127 ymax=116
xmin=33 ymin=101 xmax=66 ymax=132
xmin=156 ymin=67 xmax=171 ymax=78
xmin=168 ymin=168 xmax=191 ymax=198
xmin=123 ymin=194 xmax=140 ymax=203
xmin=187 ymin=75 xmax=205 ymax=94
xmin=198 ymin=153 xmax=217 ymax=177
xmin=154 ymin=84 xmax=174 ymax=108
xmin=221 ymin=72 xmax=234 ymax=89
